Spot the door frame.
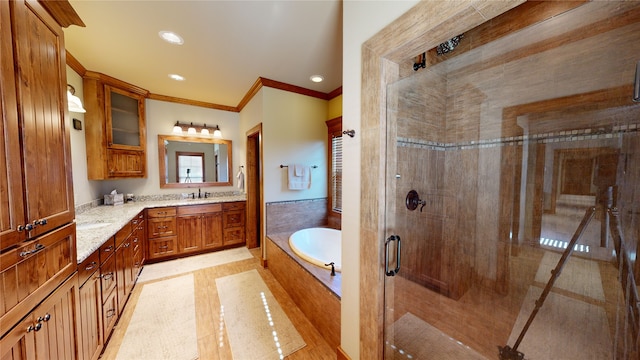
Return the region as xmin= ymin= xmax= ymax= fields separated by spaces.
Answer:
xmin=246 ymin=123 xmax=264 ymax=262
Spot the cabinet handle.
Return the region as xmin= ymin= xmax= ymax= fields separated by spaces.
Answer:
xmin=84 ymin=261 xmax=97 ymax=271
xmin=158 ymin=245 xmax=168 ymax=249
xmin=101 ymin=272 xmax=114 ymax=281
xmin=106 ymin=308 xmax=116 ymax=318
xmin=26 ymin=323 xmax=42 ymax=333
xmin=33 ymin=219 xmax=48 ymax=226
xmin=17 ymin=223 xmax=34 ymax=232
xmin=37 ymin=313 xmax=51 ymax=323
xmin=104 ymin=245 xmax=114 ymax=252
xmin=124 ymin=242 xmax=130 ymax=248
xmin=132 ymin=220 xmax=138 ymax=225
xmin=19 ymin=243 xmax=45 ymax=258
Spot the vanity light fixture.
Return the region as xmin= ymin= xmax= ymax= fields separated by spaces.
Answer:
xmin=213 ymin=125 xmax=222 ymax=138
xmin=159 ymin=30 xmax=184 ymax=45
xmin=67 ymin=84 xmax=86 ymax=113
xmin=173 ymin=121 xmax=183 ymax=134
xmin=310 ymin=75 xmax=324 ymax=83
xmin=172 ymin=121 xmax=222 ymax=138
xmin=187 ymin=122 xmax=197 ymax=135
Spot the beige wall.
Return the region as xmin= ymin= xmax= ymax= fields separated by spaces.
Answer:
xmin=341 ymin=1 xmax=419 ymax=358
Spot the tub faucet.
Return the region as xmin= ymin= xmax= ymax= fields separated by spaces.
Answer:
xmin=324 ymin=262 xmax=336 ymax=276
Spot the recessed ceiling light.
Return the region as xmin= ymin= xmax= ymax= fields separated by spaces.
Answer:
xmin=310 ymin=75 xmax=324 ymax=83
xmin=159 ymin=31 xmax=184 ymax=45
xmin=169 ymin=74 xmax=185 ymax=81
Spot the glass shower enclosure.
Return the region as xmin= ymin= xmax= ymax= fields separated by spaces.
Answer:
xmin=383 ymin=2 xmax=639 ymax=359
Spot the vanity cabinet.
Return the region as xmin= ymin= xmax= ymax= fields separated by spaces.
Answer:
xmin=77 ymin=251 xmax=103 ymax=360
xmin=146 ymin=207 xmax=178 ymax=260
xmin=83 ymin=72 xmax=148 ymax=179
xmin=115 ymin=212 xmax=145 ymax=314
xmin=177 ymin=204 xmax=223 ymax=254
xmin=223 ymin=202 xmax=246 ymax=246
xmin=0 ymin=0 xmax=75 ymax=252
xmin=149 ymin=202 xmax=245 ymax=262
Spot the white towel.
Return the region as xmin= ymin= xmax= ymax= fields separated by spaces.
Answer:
xmin=236 ymin=169 xmax=244 ymax=191
xmin=287 ymin=164 xmax=311 ymax=190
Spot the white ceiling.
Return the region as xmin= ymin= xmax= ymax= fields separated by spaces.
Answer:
xmin=64 ymin=0 xmax=343 ymax=108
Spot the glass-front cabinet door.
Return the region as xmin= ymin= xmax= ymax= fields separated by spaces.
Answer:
xmin=383 ymin=2 xmax=640 ymax=359
xmin=105 ymin=85 xmax=145 ymax=150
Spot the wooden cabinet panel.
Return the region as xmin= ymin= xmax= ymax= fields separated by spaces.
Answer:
xmin=99 ymin=255 xmax=116 ymax=305
xmin=202 ymin=212 xmax=223 ymax=249
xmin=1 ymin=223 xmax=76 ymax=338
xmin=147 ymin=218 xmax=176 ymax=238
xmin=106 ymin=149 xmax=145 ymax=178
xmin=147 ymin=207 xmax=176 ymax=218
xmin=101 ymin=289 xmax=118 ymax=342
xmin=12 ymin=0 xmax=74 ymax=240
xmin=0 ymin=0 xmax=26 ymax=251
xmin=0 ymin=273 xmax=79 ymax=360
xmin=147 ymin=236 xmax=177 ymax=260
xmin=77 ymin=255 xmax=103 ymax=360
xmin=115 ymin=236 xmax=135 ymax=314
xmin=177 ymin=215 xmax=202 ymax=253
xmin=99 ymin=238 xmax=115 ymax=265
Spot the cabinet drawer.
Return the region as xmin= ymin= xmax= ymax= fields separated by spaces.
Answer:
xmin=0 ymin=223 xmax=76 ymax=337
xmin=131 ymin=211 xmax=145 ymax=226
xmin=223 ymin=210 xmax=245 ymax=228
xmin=148 ymin=217 xmax=176 ymax=238
xmin=147 ymin=207 xmax=176 ymax=218
xmin=99 ymin=237 xmax=116 ymax=264
xmin=224 ymin=227 xmax=245 ymax=246
xmin=114 ymin=222 xmax=132 ymax=247
xmin=78 ymin=250 xmax=100 ymax=287
xmin=100 ymin=255 xmax=117 ymax=303
xmin=177 ymin=203 xmax=222 ymax=216
xmin=222 ymin=202 xmax=245 ymax=211
xmin=147 ymin=236 xmax=177 ymax=260
xmin=102 ymin=288 xmax=118 ymax=339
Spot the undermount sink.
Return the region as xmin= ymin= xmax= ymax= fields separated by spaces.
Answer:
xmin=76 ymin=222 xmax=112 ymax=230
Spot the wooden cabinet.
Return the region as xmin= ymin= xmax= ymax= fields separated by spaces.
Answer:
xmin=148 ymin=202 xmax=245 ymax=262
xmin=1 ymin=223 xmax=77 ymax=337
xmin=1 ymin=273 xmax=80 ymax=360
xmin=98 ymin=238 xmax=118 ymax=341
xmin=114 ymin=212 xmax=145 ymax=315
xmin=223 ymin=202 xmax=246 ymax=246
xmin=177 ymin=204 xmax=223 ymax=254
xmin=83 ymin=72 xmax=148 ymax=179
xmin=0 ymin=0 xmax=75 ymax=252
xmin=77 ymin=252 xmax=103 ymax=360
xmin=147 ymin=207 xmax=177 ymax=260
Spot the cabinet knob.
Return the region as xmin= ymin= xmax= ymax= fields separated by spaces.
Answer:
xmin=26 ymin=323 xmax=42 ymax=333
xmin=37 ymin=313 xmax=51 ymax=323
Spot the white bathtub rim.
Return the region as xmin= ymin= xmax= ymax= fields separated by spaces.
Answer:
xmin=288 ymin=227 xmax=342 ymax=272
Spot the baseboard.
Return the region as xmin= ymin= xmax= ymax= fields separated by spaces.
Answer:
xmin=337 ymin=345 xmax=351 ymax=360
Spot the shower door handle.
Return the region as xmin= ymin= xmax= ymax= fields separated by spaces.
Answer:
xmin=385 ymin=235 xmax=401 ymax=276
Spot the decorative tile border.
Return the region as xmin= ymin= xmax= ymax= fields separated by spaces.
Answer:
xmin=398 ymin=123 xmax=639 ymax=150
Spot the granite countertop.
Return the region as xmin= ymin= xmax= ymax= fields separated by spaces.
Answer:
xmin=75 ymin=195 xmax=246 ymax=264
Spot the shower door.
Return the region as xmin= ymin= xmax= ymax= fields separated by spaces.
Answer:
xmin=383 ymin=2 xmax=640 ymax=359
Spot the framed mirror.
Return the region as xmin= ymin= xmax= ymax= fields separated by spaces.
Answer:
xmin=158 ymin=134 xmax=232 ymax=188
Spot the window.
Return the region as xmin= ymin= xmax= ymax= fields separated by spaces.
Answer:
xmin=176 ymin=152 xmax=205 ymax=183
xmin=326 ymin=117 xmax=342 ymax=215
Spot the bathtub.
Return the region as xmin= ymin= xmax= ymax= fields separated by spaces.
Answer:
xmin=288 ymin=227 xmax=341 ymax=272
